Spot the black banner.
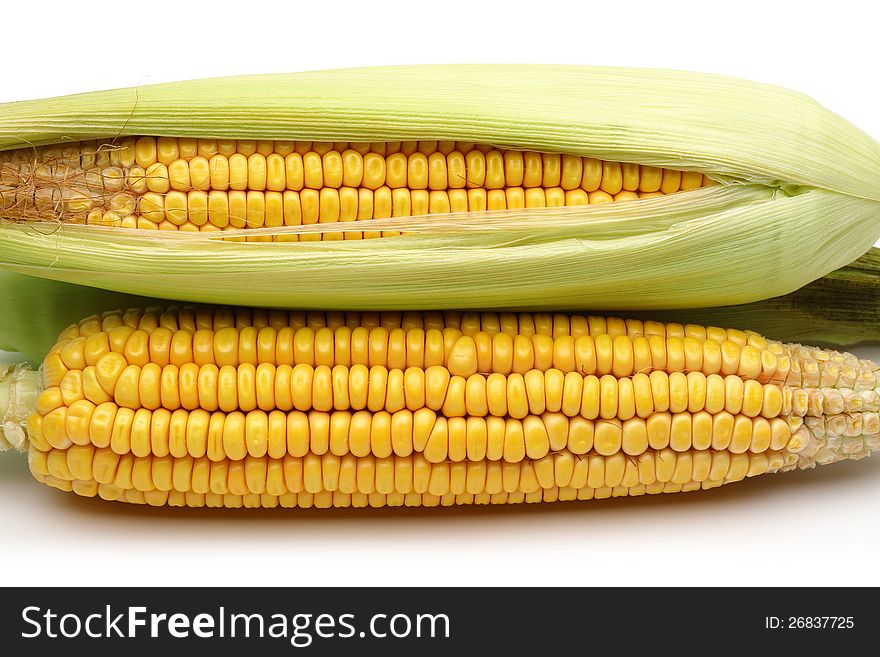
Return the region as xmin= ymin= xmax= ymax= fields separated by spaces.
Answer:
xmin=0 ymin=587 xmax=869 ymax=655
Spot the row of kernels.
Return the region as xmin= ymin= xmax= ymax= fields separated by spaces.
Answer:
xmin=634 ymin=448 xmax=775 ymax=485
xmin=7 ymin=139 xmax=485 ymax=170
xmin=130 ymin=184 xmax=661 ymax=233
xmin=780 ymin=345 xmax=874 ymax=390
xmin=134 ymin=138 xmax=343 ymax=167
xmin=34 ymin=442 xmax=780 ymax=500
xmin=136 ymin=187 xmax=365 ymax=229
xmin=54 ymin=342 xmax=787 ymax=422
xmin=634 ymin=411 xmax=791 ymax=454
xmin=45 ymin=309 xmax=795 ymax=386
xmin=789 ymin=387 xmax=880 ymax=417
xmin=58 ymin=308 xmax=768 ymax=347
xmin=803 ymin=412 xmax=879 ymax=439
xmin=135 ymin=187 xmax=362 ymax=229
xmin=58 ymin=326 xmax=779 ymax=386
xmin=132 ymin=139 xmax=486 ymax=168
xmin=86 ymin=213 xmax=223 ymax=234
xmin=840 ymin=434 xmax=877 ymax=454
xmin=34 ymin=398 xmax=582 ymax=462
xmin=62 ymin=139 xmax=136 ymax=169
xmin=565 ymin=371 xmax=785 ymax=421
xmin=23 ymin=162 xmax=129 ymax=191
xmin=34 ymin=446 xmax=613 ymax=495
xmin=784 ymin=344 xmax=860 ymax=365
xmin=839 ymin=388 xmax=880 ymax=412
xmin=796 ymin=425 xmax=875 ymax=466
xmin=409 ymin=331 xmax=768 ymax=381
xmin=49 ymin=327 xmax=780 ymax=396
xmin=31 ymin=379 xmax=792 ymax=466
xmin=42 ymin=471 xmax=732 ymax=507
xmin=126 ymin=137 xmax=707 ymax=193
xmin=57 ymin=479 xmax=739 ymax=507
xmin=0 ymin=151 xmax=130 ymax=185
xmin=85 ymin=328 xmax=477 ymax=380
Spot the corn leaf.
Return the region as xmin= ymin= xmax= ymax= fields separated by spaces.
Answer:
xmin=1 ymin=249 xmax=877 ymax=364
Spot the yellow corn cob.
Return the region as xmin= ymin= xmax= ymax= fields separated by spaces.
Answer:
xmin=4 ymin=308 xmax=876 ymax=509
xmin=0 ymin=138 xmax=711 ymax=238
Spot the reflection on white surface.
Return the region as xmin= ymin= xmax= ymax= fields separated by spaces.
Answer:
xmin=851 ymin=344 xmax=880 ymax=361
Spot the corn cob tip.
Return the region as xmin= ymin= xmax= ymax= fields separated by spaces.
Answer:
xmin=0 ymin=364 xmax=39 ymax=452
xmin=785 ymin=351 xmax=880 ymax=470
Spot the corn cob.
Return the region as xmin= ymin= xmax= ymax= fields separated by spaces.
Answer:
xmin=0 ymin=138 xmax=713 ymax=236
xmin=0 ymin=65 xmax=878 ymax=310
xmin=2 ymin=308 xmax=876 ymax=508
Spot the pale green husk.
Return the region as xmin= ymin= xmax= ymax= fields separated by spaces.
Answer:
xmin=0 ymin=64 xmax=878 ymax=309
xmin=1 ymin=249 xmax=878 ymax=365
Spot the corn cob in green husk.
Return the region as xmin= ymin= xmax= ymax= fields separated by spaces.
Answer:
xmin=0 ymin=65 xmax=878 ymax=310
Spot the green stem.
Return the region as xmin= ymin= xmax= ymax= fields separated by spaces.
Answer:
xmin=638 ymin=248 xmax=880 ymax=347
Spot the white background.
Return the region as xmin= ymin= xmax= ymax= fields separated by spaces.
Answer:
xmin=1 ymin=0 xmax=879 ymax=586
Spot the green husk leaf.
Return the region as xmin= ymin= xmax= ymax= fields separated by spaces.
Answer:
xmin=0 ymin=185 xmax=877 ymax=310
xmin=0 ymin=273 xmax=158 ymax=362
xmin=643 ymin=248 xmax=880 ymax=347
xmin=1 ymin=249 xmax=878 ymax=364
